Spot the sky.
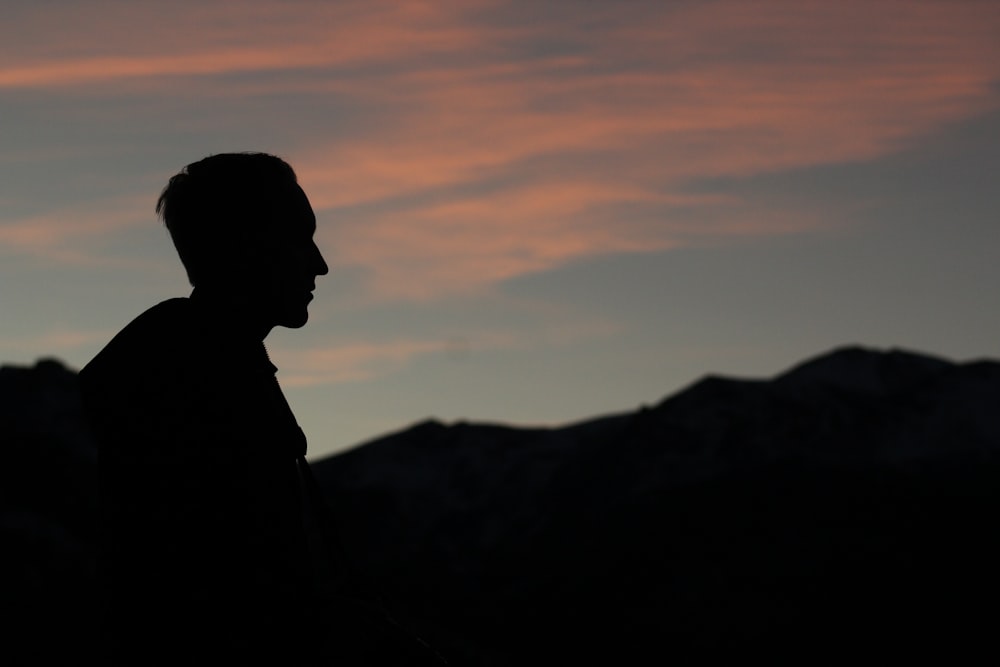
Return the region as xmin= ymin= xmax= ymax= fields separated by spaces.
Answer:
xmin=2 ymin=0 xmax=999 ymax=459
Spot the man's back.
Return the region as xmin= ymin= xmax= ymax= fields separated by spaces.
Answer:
xmin=81 ymin=295 xmax=312 ymax=663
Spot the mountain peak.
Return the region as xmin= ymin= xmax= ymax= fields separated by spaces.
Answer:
xmin=774 ymin=345 xmax=953 ymax=396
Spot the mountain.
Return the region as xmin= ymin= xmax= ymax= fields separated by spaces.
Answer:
xmin=311 ymin=346 xmax=1000 ymax=662
xmin=3 ymin=347 xmax=999 ymax=663
xmin=0 ymin=359 xmax=97 ymax=663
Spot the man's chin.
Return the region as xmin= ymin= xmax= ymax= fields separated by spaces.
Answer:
xmin=277 ymin=310 xmax=309 ymax=329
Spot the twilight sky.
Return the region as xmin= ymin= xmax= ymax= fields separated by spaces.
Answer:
xmin=2 ymin=0 xmax=999 ymax=458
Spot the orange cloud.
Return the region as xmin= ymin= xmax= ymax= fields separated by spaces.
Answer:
xmin=0 ymin=0 xmax=495 ymax=88
xmin=0 ymin=196 xmax=152 ymax=267
xmin=319 ymin=184 xmax=742 ymax=300
xmin=271 ymin=314 xmax=623 ymax=388
xmin=275 ymin=332 xmax=517 ymax=387
xmin=276 ymin=340 xmax=450 ymax=387
xmin=292 ymin=2 xmax=999 ymax=299
xmin=0 ymin=329 xmax=113 ymax=363
xmin=5 ymin=1 xmax=998 ymax=300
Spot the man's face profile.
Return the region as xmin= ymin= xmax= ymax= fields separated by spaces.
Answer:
xmin=247 ymin=183 xmax=329 ymax=330
xmin=157 ymin=153 xmax=329 ymax=334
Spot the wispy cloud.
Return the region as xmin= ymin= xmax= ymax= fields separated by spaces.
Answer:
xmin=0 ymin=196 xmax=152 ymax=267
xmin=296 ymin=1 xmax=1000 ymax=299
xmin=0 ymin=328 xmax=112 ymax=364
xmin=275 ymin=332 xmax=516 ymax=387
xmin=273 ymin=308 xmax=623 ymax=388
xmin=5 ymin=0 xmax=998 ymax=300
xmin=321 ymin=185 xmax=743 ymax=300
xmin=277 ymin=340 xmax=446 ymax=387
xmin=0 ymin=1 xmax=493 ymax=88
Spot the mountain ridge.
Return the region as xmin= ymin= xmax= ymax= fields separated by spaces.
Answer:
xmin=310 ymin=345 xmax=1000 ymax=661
xmin=3 ymin=345 xmax=999 ymax=663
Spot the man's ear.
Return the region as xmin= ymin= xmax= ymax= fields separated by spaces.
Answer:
xmin=229 ymin=231 xmax=274 ymax=269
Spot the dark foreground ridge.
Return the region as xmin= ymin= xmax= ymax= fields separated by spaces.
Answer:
xmin=4 ymin=347 xmax=1000 ymax=663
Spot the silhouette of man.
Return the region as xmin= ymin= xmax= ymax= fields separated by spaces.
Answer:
xmin=81 ymin=153 xmax=330 ymax=664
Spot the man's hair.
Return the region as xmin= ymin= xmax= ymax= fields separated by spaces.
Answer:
xmin=156 ymin=152 xmax=299 ymax=286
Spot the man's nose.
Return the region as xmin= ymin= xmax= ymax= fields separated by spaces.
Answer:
xmin=312 ymin=241 xmax=329 ymax=276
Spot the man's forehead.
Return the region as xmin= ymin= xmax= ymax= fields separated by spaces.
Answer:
xmin=267 ymin=183 xmax=316 ymax=227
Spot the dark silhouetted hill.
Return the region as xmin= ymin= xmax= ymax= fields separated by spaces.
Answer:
xmin=0 ymin=359 xmax=97 ymax=664
xmin=3 ymin=347 xmax=1000 ymax=664
xmin=312 ymin=347 xmax=1000 ymax=663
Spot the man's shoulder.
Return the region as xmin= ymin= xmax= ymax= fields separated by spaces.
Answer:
xmin=80 ymin=298 xmax=196 ymax=388
xmin=117 ymin=297 xmax=192 ymax=334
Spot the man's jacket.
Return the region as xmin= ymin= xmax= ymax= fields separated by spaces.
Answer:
xmin=81 ymin=295 xmax=312 ymax=664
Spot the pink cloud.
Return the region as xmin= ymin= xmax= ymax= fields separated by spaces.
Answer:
xmin=5 ymin=1 xmax=998 ymax=299
xmin=0 ymin=1 xmax=495 ymax=88
xmin=276 ymin=340 xmax=451 ymax=387
xmin=319 ymin=184 xmax=744 ymax=300
xmin=287 ymin=1 xmax=1000 ymax=299
xmin=0 ymin=196 xmax=151 ymax=267
xmin=272 ymin=316 xmax=622 ymax=388
xmin=275 ymin=332 xmax=518 ymax=387
xmin=0 ymin=329 xmax=113 ymax=361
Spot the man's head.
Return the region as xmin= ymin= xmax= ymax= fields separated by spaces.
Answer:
xmin=156 ymin=152 xmax=328 ymax=330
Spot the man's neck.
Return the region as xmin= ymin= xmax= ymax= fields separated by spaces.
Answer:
xmin=189 ymin=286 xmax=274 ymax=341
